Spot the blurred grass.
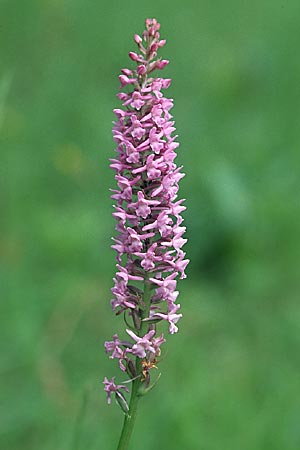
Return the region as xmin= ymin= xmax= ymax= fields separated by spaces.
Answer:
xmin=1 ymin=0 xmax=300 ymax=449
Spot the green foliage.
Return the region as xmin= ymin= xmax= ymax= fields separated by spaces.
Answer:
xmin=1 ymin=1 xmax=299 ymax=449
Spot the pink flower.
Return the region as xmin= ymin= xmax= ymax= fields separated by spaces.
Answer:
xmin=104 ymin=334 xmax=123 ymax=356
xmin=134 ymin=242 xmax=159 ymax=271
xmin=149 ymin=303 xmax=182 ymax=334
xmin=150 ymin=274 xmax=180 ymax=304
xmin=152 ymin=334 xmax=166 ymax=354
xmin=143 ymin=210 xmax=172 ymax=237
xmin=126 ymin=329 xmax=156 ymax=358
xmin=103 ymin=377 xmax=129 ymax=405
xmin=149 ymin=127 xmax=164 ymax=153
xmin=168 ymin=250 xmax=190 ymax=279
xmin=151 ymin=309 xmax=182 ymax=334
xmin=112 ymin=174 xmax=140 ymax=201
xmin=130 ymin=115 xmax=145 ymax=140
xmin=132 ymin=154 xmax=165 ymax=179
xmin=104 ymin=335 xmax=132 ymax=372
xmin=131 ymin=91 xmax=145 ymax=110
xmin=128 ymin=191 xmax=160 ymax=219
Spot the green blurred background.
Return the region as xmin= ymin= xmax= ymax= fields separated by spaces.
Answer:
xmin=1 ymin=0 xmax=300 ymax=449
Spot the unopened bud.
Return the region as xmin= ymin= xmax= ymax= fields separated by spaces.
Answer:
xmin=158 ymin=39 xmax=166 ymax=47
xmin=162 ymin=78 xmax=172 ymax=89
xmin=137 ymin=65 xmax=147 ymax=76
xmin=134 ymin=34 xmax=142 ymax=45
xmin=113 ymin=109 xmax=125 ymax=118
xmin=121 ymin=68 xmax=133 ymax=76
xmin=119 ymin=74 xmax=135 ymax=86
xmin=150 ymin=42 xmax=159 ymax=53
xmin=156 ymin=59 xmax=169 ymax=70
xmin=129 ymin=51 xmax=139 ymax=61
xmin=116 ymin=92 xmax=128 ymax=101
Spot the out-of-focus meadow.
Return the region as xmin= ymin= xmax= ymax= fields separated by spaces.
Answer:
xmin=1 ymin=1 xmax=300 ymax=449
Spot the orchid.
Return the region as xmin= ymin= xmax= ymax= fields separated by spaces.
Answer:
xmin=103 ymin=18 xmax=189 ymax=450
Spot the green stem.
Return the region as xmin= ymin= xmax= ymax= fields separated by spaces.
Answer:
xmin=116 ymin=276 xmax=152 ymax=450
xmin=116 ymin=377 xmax=140 ymax=450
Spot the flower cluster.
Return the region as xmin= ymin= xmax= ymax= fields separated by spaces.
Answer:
xmin=104 ymin=18 xmax=189 ymax=406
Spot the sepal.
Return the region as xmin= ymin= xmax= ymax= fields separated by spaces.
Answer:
xmin=115 ymin=391 xmax=129 ymax=414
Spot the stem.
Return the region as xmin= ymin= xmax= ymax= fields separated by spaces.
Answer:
xmin=116 ymin=275 xmax=152 ymax=450
xmin=116 ymin=378 xmax=140 ymax=450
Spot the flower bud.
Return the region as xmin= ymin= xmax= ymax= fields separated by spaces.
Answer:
xmin=129 ymin=51 xmax=139 ymax=61
xmin=150 ymin=42 xmax=159 ymax=53
xmin=156 ymin=59 xmax=169 ymax=70
xmin=121 ymin=68 xmax=133 ymax=76
xmin=158 ymin=39 xmax=166 ymax=47
xmin=134 ymin=34 xmax=142 ymax=45
xmin=119 ymin=74 xmax=135 ymax=86
xmin=137 ymin=65 xmax=147 ymax=75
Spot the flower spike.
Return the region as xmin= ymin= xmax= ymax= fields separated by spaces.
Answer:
xmin=103 ymin=18 xmax=189 ymax=447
